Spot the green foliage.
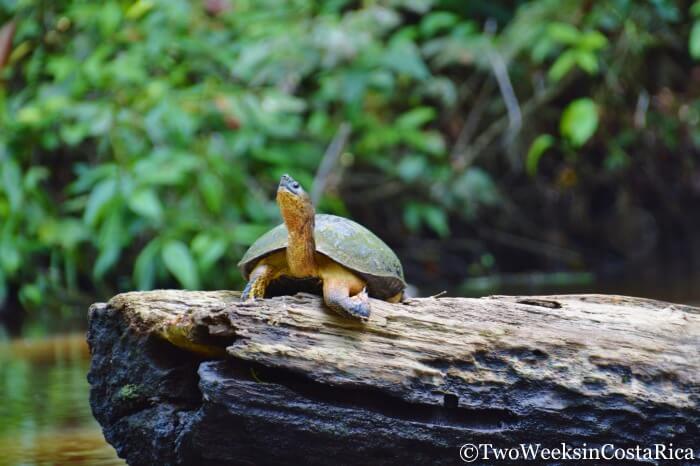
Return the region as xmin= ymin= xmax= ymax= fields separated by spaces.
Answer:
xmin=0 ymin=0 xmax=697 ymax=308
xmin=544 ymin=24 xmax=608 ymax=81
xmin=526 ymin=134 xmax=555 ymax=176
xmin=560 ymin=98 xmax=599 ymax=147
xmin=691 ymin=2 xmax=700 ymax=59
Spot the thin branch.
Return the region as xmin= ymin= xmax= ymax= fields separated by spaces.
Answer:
xmin=488 ymin=48 xmax=521 ymax=144
xmin=450 ymin=75 xmax=495 ymax=167
xmin=457 ymin=71 xmax=578 ymax=170
xmin=311 ymin=122 xmax=351 ymax=205
xmin=634 ymin=89 xmax=649 ymax=129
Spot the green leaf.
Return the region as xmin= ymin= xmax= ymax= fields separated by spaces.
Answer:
xmin=0 ymin=268 xmax=6 ymax=305
xmin=162 ymin=240 xmax=200 ymax=289
xmin=19 ymin=283 xmax=42 ymax=308
xmin=397 ymin=155 xmax=428 ymax=182
xmin=579 ymin=31 xmax=608 ymax=50
xmin=526 ymin=134 xmax=555 ymax=176
xmin=560 ymin=98 xmax=599 ymax=147
xmin=402 ymin=203 xmax=449 ymax=236
xmin=93 ymin=211 xmax=123 ymax=278
xmin=576 ymin=51 xmax=599 ymax=74
xmin=693 ymin=2 xmax=700 ymax=17
xmin=128 ymin=188 xmax=163 ymax=221
xmin=0 ymin=239 xmax=20 ymax=275
xmin=403 ymin=203 xmax=421 ymax=231
xmin=1 ymin=159 xmax=23 ymax=211
xmin=403 ymin=130 xmax=445 ymax=156
xmin=126 ymin=0 xmax=154 ymax=19
xmin=384 ymin=38 xmax=430 ymax=80
xmin=134 ymin=239 xmax=160 ymax=290
xmin=17 ymin=106 xmax=42 ymax=126
xmin=93 ymin=245 xmax=120 ymax=279
xmin=198 ymin=172 xmax=224 ymax=214
xmin=231 ymin=224 xmax=270 ymax=246
xmin=547 ymin=22 xmax=580 ymax=44
xmin=396 ymin=107 xmax=436 ymax=130
xmin=420 ymin=12 xmax=459 ymax=36
xmin=84 ymin=178 xmax=117 ymax=226
xmin=690 ymin=22 xmax=700 ymax=59
xmin=531 ymin=37 xmax=555 ymax=63
xmin=191 ymin=233 xmax=227 ymax=269
xmin=422 ymin=205 xmax=449 ymax=237
xmin=548 ymin=50 xmax=577 ymax=81
xmin=99 ymin=1 xmax=123 ymax=36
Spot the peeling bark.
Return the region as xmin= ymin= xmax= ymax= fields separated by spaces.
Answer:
xmin=88 ymin=290 xmax=700 ymax=465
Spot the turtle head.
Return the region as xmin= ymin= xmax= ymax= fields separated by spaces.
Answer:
xmin=277 ymin=174 xmax=315 ymax=228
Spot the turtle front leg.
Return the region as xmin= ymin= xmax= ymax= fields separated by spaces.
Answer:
xmin=241 ymin=263 xmax=275 ymax=301
xmin=322 ymin=279 xmax=371 ymax=321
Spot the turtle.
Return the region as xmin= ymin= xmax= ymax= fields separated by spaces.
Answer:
xmin=238 ymin=174 xmax=406 ymax=320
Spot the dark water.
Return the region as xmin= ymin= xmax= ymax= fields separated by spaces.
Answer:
xmin=0 ymin=333 xmax=124 ymax=466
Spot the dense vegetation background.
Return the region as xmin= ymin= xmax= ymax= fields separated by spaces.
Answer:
xmin=1 ymin=0 xmax=700 ymax=320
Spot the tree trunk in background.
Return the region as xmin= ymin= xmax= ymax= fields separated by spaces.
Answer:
xmin=87 ymin=290 xmax=700 ymax=466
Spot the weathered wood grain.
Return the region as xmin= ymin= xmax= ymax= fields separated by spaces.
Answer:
xmin=89 ymin=290 xmax=700 ymax=465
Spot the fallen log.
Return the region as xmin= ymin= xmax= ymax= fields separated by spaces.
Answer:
xmin=87 ymin=290 xmax=700 ymax=465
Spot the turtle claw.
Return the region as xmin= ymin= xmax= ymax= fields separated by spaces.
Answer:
xmin=241 ymin=281 xmax=253 ymax=301
xmin=346 ymin=288 xmax=371 ymax=321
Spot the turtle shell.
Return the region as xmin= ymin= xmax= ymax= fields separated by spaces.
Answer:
xmin=238 ymin=214 xmax=405 ymax=300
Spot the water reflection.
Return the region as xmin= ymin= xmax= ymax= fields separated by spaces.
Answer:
xmin=0 ymin=333 xmax=124 ymax=466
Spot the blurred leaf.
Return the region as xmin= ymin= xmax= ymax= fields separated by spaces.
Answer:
xmin=0 ymin=268 xmax=6 ymax=305
xmin=531 ymin=37 xmax=555 ymax=63
xmin=1 ymin=159 xmax=23 ymax=211
xmin=397 ymin=155 xmax=427 ymax=182
xmin=693 ymin=2 xmax=700 ymax=17
xmin=17 ymin=106 xmax=42 ymax=126
xmin=576 ymin=50 xmax=599 ymax=74
xmin=94 ymin=211 xmax=123 ymax=278
xmin=452 ymin=168 xmax=500 ymax=208
xmin=42 ymin=219 xmax=88 ymax=250
xmin=548 ymin=50 xmax=576 ymax=81
xmin=547 ymin=22 xmax=580 ymax=44
xmin=579 ymin=31 xmax=608 ymax=50
xmin=191 ymin=233 xmax=227 ymax=269
xmin=560 ymin=98 xmax=599 ymax=147
xmin=162 ymin=240 xmax=200 ymax=289
xmin=198 ymin=172 xmax=224 ymax=214
xmin=93 ymin=245 xmax=120 ymax=279
xmin=126 ymin=0 xmax=154 ymax=20
xmin=403 ymin=203 xmax=421 ymax=231
xmin=420 ymin=12 xmax=459 ymax=36
xmin=384 ymin=38 xmax=430 ymax=80
xmin=403 ymin=202 xmax=449 ymax=236
xmin=128 ymin=188 xmax=163 ymax=221
xmin=422 ymin=205 xmax=449 ymax=237
xmin=403 ymin=130 xmax=445 ymax=156
xmin=231 ymin=224 xmax=270 ymax=246
xmin=690 ymin=22 xmax=700 ymax=59
xmin=0 ymin=240 xmax=20 ymax=275
xmin=134 ymin=239 xmax=160 ymax=290
xmin=526 ymin=134 xmax=555 ymax=176
xmin=99 ymin=2 xmax=123 ymax=36
xmin=396 ymin=107 xmax=436 ymax=129
xmin=84 ymin=179 xmax=117 ymax=226
xmin=19 ymin=283 xmax=43 ymax=308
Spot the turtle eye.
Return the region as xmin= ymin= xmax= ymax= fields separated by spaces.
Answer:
xmin=291 ymin=181 xmax=300 ymax=190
